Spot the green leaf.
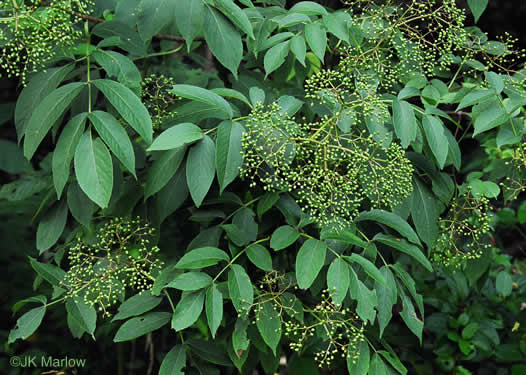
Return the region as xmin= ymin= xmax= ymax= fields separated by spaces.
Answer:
xmin=473 ymin=104 xmax=510 ymax=136
xmin=256 ymin=301 xmax=281 ymax=355
xmin=168 ymin=272 xmax=213 ymax=291
xmin=392 ymin=98 xmax=417 ymax=148
xmin=327 ymin=258 xmax=350 ymax=305
xmin=246 ymin=244 xmax=273 ymax=271
xmin=277 ymin=13 xmax=311 ymax=28
xmin=174 ymin=0 xmax=204 ymax=52
xmin=65 ymin=296 xmax=97 ymax=338
xmin=93 ymin=79 xmax=152 ymax=143
xmin=172 ymin=85 xmax=234 ymax=119
xmin=159 ymin=345 xmax=186 ymax=375
xmin=376 ymin=266 xmax=397 ymax=337
xmin=467 ymin=0 xmax=488 ymax=23
xmin=373 ymin=234 xmax=433 ymax=272
xmin=444 ymin=128 xmax=461 ymax=170
xmin=462 ymin=322 xmax=479 ymax=339
xmin=145 ymin=147 xmax=186 ymax=199
xmin=257 ymin=191 xmax=280 ymax=219
xmin=12 ymin=296 xmax=47 ymax=315
xmin=216 ymin=121 xmax=244 ymax=194
xmin=214 ymin=0 xmax=254 ymax=39
xmin=323 ymin=11 xmax=351 ymax=44
xmin=378 ymin=350 xmax=407 ymax=375
xmin=259 ymin=32 xmax=294 ymax=52
xmin=233 ymin=318 xmax=250 ymax=354
xmin=52 ymin=113 xmax=87 ymax=198
xmin=485 ymin=71 xmax=504 ymax=94
xmin=8 ymin=306 xmax=46 ymax=344
xmin=211 ymin=88 xmax=252 ymax=108
xmin=186 ymin=338 xmax=231 ymax=366
xmin=305 ymin=23 xmax=327 ymax=62
xmin=204 ymin=6 xmax=243 ymax=79
xmin=112 ymin=291 xmax=163 ymax=321
xmin=206 ymin=284 xmax=223 ymax=338
xmin=264 ymin=40 xmax=290 ymax=76
xmin=349 ymin=268 xmax=377 ymax=324
xmin=172 ymin=290 xmax=205 ymax=331
xmin=15 ymin=64 xmax=75 ymax=142
xmin=148 ymin=123 xmax=203 ymax=152
xmin=355 ymin=209 xmax=421 ymax=245
xmin=156 ymin=165 xmax=189 ymax=224
xmin=187 ymin=136 xmax=216 ymax=207
xmin=469 ymin=179 xmax=500 ymax=198
xmin=74 ymin=131 xmax=113 ymax=209
xmin=175 ymin=247 xmax=230 ymax=269
xmin=290 ymin=1 xmax=328 ymax=15
xmin=496 ymin=271 xmax=513 ymax=297
xmin=228 ymin=264 xmax=253 ymax=312
xmin=422 ymin=115 xmax=448 ymax=169
xmin=456 ymin=88 xmax=495 ymax=110
xmin=391 ymin=263 xmax=424 ymax=317
xmin=89 ymin=111 xmax=136 ymax=177
xmin=277 ymin=96 xmax=304 ymax=116
xmin=290 ymin=35 xmax=306 ymax=66
xmin=23 ymin=82 xmax=84 ymax=160
xmin=92 ymin=50 xmax=141 ymax=89
xmin=347 ymin=340 xmax=369 ymax=375
xmin=92 ymin=20 xmax=147 ymax=55
xmin=137 ymin=0 xmax=174 ymax=41
xmin=296 ymin=238 xmax=327 ymax=289
xmin=114 ymin=312 xmax=171 ymax=342
xmin=410 ymin=177 xmax=439 ymax=247
xmin=29 ymin=257 xmax=66 ymax=287
xmin=270 ymin=225 xmax=300 ymax=250
xmin=370 ymin=353 xmax=388 ymax=375
xmin=399 ymin=291 xmax=423 ymax=343
xmin=320 ymin=228 xmax=369 ymax=248
xmin=36 ymin=200 xmax=68 ymax=254
xmin=344 ymin=254 xmax=386 ymax=286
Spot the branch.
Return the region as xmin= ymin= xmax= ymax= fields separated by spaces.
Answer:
xmin=41 ymin=2 xmax=191 ymax=41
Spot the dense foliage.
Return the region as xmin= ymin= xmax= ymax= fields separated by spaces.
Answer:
xmin=1 ymin=0 xmax=525 ymax=374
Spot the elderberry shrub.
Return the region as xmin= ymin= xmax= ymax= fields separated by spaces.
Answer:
xmin=0 ymin=0 xmax=93 ymax=83
xmin=62 ymin=217 xmax=163 ymax=317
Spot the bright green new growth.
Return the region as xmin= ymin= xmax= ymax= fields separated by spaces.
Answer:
xmin=241 ymin=102 xmax=413 ymax=228
xmin=0 ymin=0 xmax=93 ymax=83
xmin=62 ymin=217 xmax=163 ymax=317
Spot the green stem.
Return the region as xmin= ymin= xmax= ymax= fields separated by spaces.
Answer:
xmin=212 ymin=237 xmax=270 ymax=283
xmin=133 ymin=45 xmax=184 ymax=61
xmin=164 ymin=290 xmax=176 ymax=312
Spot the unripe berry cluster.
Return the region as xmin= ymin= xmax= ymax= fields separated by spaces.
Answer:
xmin=337 ymin=0 xmax=468 ymax=91
xmin=284 ymin=289 xmax=365 ymax=368
xmin=141 ymin=74 xmax=178 ymax=130
xmin=432 ymin=190 xmax=492 ymax=268
xmin=240 ymin=103 xmax=413 ymax=228
xmin=0 ymin=0 xmax=93 ymax=84
xmin=501 ymin=141 xmax=526 ymax=201
xmin=62 ymin=217 xmax=163 ymax=317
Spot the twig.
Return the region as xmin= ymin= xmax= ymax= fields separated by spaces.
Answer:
xmin=40 ymin=1 xmax=192 ymax=41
